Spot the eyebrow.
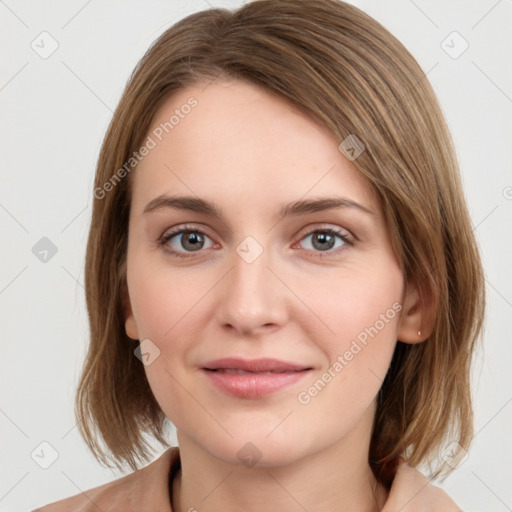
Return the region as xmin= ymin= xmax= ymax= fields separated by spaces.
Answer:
xmin=142 ymin=194 xmax=375 ymax=219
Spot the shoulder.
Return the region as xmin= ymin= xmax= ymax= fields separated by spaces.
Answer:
xmin=382 ymin=459 xmax=462 ymax=512
xmin=32 ymin=447 xmax=180 ymax=512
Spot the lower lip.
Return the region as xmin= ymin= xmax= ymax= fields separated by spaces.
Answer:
xmin=201 ymin=369 xmax=311 ymax=398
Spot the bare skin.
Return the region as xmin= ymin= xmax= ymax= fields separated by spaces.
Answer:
xmin=123 ymin=78 xmax=429 ymax=512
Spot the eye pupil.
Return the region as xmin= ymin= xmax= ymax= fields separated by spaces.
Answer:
xmin=313 ymin=232 xmax=335 ymax=251
xmin=182 ymin=232 xmax=204 ymax=251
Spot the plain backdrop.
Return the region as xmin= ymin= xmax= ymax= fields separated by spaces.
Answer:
xmin=1 ymin=0 xmax=511 ymax=510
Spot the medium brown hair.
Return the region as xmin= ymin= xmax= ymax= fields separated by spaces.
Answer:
xmin=77 ymin=0 xmax=485 ymax=484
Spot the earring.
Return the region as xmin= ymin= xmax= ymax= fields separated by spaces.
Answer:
xmin=417 ymin=330 xmax=422 ymax=337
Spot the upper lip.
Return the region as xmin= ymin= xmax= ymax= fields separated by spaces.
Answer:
xmin=202 ymin=357 xmax=312 ymax=373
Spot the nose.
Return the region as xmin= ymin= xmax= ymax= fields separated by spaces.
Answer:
xmin=215 ymin=244 xmax=288 ymax=336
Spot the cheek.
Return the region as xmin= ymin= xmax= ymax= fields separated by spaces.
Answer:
xmin=127 ymin=262 xmax=213 ymax=421
xmin=333 ymin=280 xmax=402 ymax=352
xmin=128 ymin=259 xmax=208 ymax=341
xmin=295 ymin=260 xmax=403 ymax=351
xmin=292 ymin=281 xmax=401 ymax=445
xmin=295 ymin=262 xmax=403 ymax=398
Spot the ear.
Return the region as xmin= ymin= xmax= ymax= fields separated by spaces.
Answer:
xmin=120 ymin=272 xmax=139 ymax=341
xmin=123 ymin=296 xmax=139 ymax=340
xmin=397 ymin=279 xmax=435 ymax=344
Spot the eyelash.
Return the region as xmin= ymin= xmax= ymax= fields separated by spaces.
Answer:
xmin=158 ymin=224 xmax=354 ymax=259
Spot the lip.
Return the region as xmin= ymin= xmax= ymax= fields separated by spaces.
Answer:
xmin=201 ymin=357 xmax=313 ymax=398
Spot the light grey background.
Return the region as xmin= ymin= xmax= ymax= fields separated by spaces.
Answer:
xmin=1 ymin=0 xmax=511 ymax=510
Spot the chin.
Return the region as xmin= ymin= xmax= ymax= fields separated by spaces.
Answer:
xmin=214 ymin=440 xmax=305 ymax=469
xmin=194 ymin=426 xmax=319 ymax=469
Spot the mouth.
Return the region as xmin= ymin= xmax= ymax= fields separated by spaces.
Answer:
xmin=201 ymin=358 xmax=313 ymax=398
xmin=202 ymin=357 xmax=312 ymax=373
xmin=205 ymin=368 xmax=304 ymax=375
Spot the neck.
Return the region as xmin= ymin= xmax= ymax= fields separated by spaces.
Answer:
xmin=171 ymin=405 xmax=388 ymax=511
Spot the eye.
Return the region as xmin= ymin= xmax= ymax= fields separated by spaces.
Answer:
xmin=159 ymin=224 xmax=353 ymax=259
xmin=295 ymin=227 xmax=353 ymax=256
xmin=159 ymin=225 xmax=215 ymax=258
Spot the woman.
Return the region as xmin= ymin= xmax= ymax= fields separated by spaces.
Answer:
xmin=34 ymin=0 xmax=485 ymax=510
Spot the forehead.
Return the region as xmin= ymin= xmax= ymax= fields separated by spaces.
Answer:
xmin=131 ymin=79 xmax=377 ymax=217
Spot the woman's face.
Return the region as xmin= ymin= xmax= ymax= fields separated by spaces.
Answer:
xmin=124 ymin=78 xmax=408 ymax=467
